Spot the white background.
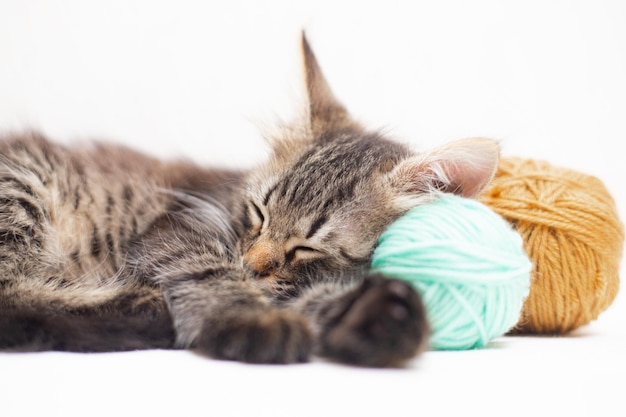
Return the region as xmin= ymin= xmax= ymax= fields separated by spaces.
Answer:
xmin=1 ymin=1 xmax=625 ymax=416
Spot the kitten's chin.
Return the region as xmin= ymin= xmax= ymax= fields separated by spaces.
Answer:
xmin=257 ymin=278 xmax=302 ymax=304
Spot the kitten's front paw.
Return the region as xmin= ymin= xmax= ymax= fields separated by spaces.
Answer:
xmin=197 ymin=310 xmax=312 ymax=364
xmin=321 ymin=274 xmax=428 ymax=367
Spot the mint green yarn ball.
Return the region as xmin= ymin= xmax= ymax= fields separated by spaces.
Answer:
xmin=371 ymin=194 xmax=532 ymax=350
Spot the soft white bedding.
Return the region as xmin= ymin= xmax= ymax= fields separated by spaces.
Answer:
xmin=1 ymin=1 xmax=625 ymax=416
xmin=3 ymin=309 xmax=625 ymax=416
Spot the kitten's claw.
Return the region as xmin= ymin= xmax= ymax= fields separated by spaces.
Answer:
xmin=320 ymin=274 xmax=428 ymax=367
xmin=197 ymin=310 xmax=312 ymax=364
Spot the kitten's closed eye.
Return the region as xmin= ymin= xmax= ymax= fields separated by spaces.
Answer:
xmin=246 ymin=201 xmax=267 ymax=235
xmin=285 ymin=245 xmax=322 ymax=263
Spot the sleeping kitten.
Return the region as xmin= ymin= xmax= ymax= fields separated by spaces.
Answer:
xmin=0 ymin=34 xmax=499 ymax=367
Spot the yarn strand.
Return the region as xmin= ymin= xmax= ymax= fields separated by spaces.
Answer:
xmin=372 ymin=193 xmax=532 ymax=350
xmin=480 ymin=157 xmax=623 ymax=334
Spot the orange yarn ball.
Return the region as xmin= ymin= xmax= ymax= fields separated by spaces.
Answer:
xmin=479 ymin=157 xmax=624 ymax=334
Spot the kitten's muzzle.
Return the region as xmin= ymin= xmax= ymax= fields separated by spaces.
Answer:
xmin=243 ymin=238 xmax=283 ymax=278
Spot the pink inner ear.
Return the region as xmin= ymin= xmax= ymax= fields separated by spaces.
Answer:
xmin=431 ymin=137 xmax=500 ymax=198
xmin=388 ymin=138 xmax=500 ymax=200
xmin=443 ymin=160 xmax=495 ymax=197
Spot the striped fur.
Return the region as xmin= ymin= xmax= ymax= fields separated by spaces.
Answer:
xmin=0 ymin=34 xmax=499 ymax=366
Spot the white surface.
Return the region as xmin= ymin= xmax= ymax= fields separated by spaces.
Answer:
xmin=1 ymin=1 xmax=625 ymax=416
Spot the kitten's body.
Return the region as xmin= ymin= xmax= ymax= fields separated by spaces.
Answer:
xmin=0 ymin=35 xmax=499 ymax=366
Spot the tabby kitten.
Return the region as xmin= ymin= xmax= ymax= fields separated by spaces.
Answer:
xmin=0 ymin=34 xmax=499 ymax=367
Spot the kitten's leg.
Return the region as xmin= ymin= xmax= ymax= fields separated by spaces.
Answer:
xmin=155 ymin=266 xmax=312 ymax=363
xmin=0 ymin=294 xmax=175 ymax=352
xmin=291 ymin=273 xmax=429 ymax=367
xmin=134 ymin=210 xmax=313 ymax=364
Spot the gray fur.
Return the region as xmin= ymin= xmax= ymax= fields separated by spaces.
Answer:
xmin=0 ymin=34 xmax=499 ymax=366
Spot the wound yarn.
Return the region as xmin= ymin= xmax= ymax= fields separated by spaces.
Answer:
xmin=479 ymin=157 xmax=624 ymax=334
xmin=372 ymin=194 xmax=532 ymax=350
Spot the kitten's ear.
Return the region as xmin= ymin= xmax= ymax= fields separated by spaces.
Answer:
xmin=386 ymin=138 xmax=500 ymax=205
xmin=301 ymin=32 xmax=359 ymax=134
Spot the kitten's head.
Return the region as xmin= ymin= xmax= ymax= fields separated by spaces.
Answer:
xmin=238 ymin=34 xmax=499 ymax=297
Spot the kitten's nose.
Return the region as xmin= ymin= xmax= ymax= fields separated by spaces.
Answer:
xmin=244 ymin=239 xmax=281 ymax=277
